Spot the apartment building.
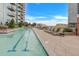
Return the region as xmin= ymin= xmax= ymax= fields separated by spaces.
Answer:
xmin=69 ymin=3 xmax=79 ymax=35
xmin=0 ymin=3 xmax=25 ymax=25
xmin=17 ymin=3 xmax=25 ymax=23
xmin=68 ymin=3 xmax=77 ymax=32
xmin=77 ymin=4 xmax=79 ymax=35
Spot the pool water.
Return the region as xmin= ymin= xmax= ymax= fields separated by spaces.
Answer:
xmin=0 ymin=28 xmax=48 ymax=56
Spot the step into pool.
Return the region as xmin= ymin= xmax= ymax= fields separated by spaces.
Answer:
xmin=0 ymin=28 xmax=48 ymax=56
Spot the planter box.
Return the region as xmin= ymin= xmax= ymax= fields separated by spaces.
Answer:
xmin=64 ymin=32 xmax=75 ymax=35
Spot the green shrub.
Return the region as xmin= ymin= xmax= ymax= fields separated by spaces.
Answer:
xmin=24 ymin=22 xmax=28 ymax=27
xmin=8 ymin=19 xmax=16 ymax=28
xmin=0 ymin=22 xmax=3 ymax=25
xmin=18 ymin=21 xmax=24 ymax=27
xmin=63 ymin=28 xmax=72 ymax=32
xmin=5 ymin=22 xmax=9 ymax=26
xmin=52 ymin=28 xmax=55 ymax=32
xmin=56 ymin=28 xmax=60 ymax=32
xmin=32 ymin=23 xmax=36 ymax=27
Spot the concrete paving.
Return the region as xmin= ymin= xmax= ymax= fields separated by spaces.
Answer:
xmin=33 ymin=28 xmax=79 ymax=56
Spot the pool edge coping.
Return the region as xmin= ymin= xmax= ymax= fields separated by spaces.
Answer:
xmin=32 ymin=28 xmax=50 ymax=56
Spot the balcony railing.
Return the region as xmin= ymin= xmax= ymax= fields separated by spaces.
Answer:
xmin=18 ymin=16 xmax=21 ymax=20
xmin=18 ymin=6 xmax=21 ymax=9
xmin=20 ymin=13 xmax=24 ymax=16
xmin=18 ymin=3 xmax=23 ymax=6
xmin=18 ymin=9 xmax=23 ymax=12
xmin=7 ymin=6 xmax=15 ymax=11
xmin=18 ymin=4 xmax=23 ymax=8
xmin=18 ymin=15 xmax=24 ymax=20
xmin=8 ymin=13 xmax=15 ymax=17
xmin=18 ymin=14 xmax=20 ymax=16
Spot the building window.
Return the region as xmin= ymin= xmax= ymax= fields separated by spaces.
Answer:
xmin=77 ymin=3 xmax=79 ymax=14
xmin=69 ymin=23 xmax=76 ymax=27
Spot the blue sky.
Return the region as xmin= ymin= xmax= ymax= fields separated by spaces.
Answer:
xmin=25 ymin=3 xmax=68 ymax=26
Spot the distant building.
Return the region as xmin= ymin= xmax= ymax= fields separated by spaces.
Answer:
xmin=46 ymin=26 xmax=54 ymax=31
xmin=0 ymin=3 xmax=25 ymax=25
xmin=53 ymin=24 xmax=68 ymax=32
xmin=36 ymin=23 xmax=48 ymax=30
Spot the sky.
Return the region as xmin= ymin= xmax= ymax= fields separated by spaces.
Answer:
xmin=25 ymin=3 xmax=68 ymax=26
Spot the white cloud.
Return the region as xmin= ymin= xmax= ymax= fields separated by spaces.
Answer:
xmin=35 ymin=3 xmax=41 ymax=5
xmin=26 ymin=15 xmax=47 ymax=20
xmin=25 ymin=15 xmax=68 ymax=26
xmin=36 ymin=16 xmax=47 ymax=18
xmin=26 ymin=16 xmax=35 ymax=20
xmin=54 ymin=16 xmax=68 ymax=20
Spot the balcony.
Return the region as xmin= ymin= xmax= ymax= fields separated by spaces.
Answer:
xmin=18 ymin=9 xmax=22 ymax=12
xmin=18 ymin=3 xmax=23 ymax=6
xmin=21 ymin=16 xmax=24 ymax=19
xmin=20 ymin=13 xmax=24 ymax=16
xmin=18 ymin=5 xmax=21 ymax=9
xmin=18 ymin=10 xmax=21 ymax=12
xmin=10 ymin=3 xmax=15 ymax=5
xmin=8 ymin=13 xmax=15 ymax=17
xmin=18 ymin=4 xmax=22 ymax=8
xmin=7 ymin=6 xmax=15 ymax=11
xmin=18 ymin=15 xmax=21 ymax=17
xmin=18 ymin=16 xmax=21 ymax=20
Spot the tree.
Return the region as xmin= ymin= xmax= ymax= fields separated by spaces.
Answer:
xmin=5 ymin=22 xmax=9 ymax=26
xmin=63 ymin=28 xmax=72 ymax=32
xmin=52 ymin=28 xmax=55 ymax=32
xmin=18 ymin=21 xmax=24 ymax=27
xmin=24 ymin=22 xmax=28 ymax=27
xmin=56 ymin=28 xmax=61 ymax=32
xmin=0 ymin=22 xmax=3 ymax=25
xmin=32 ymin=23 xmax=36 ymax=27
xmin=8 ymin=18 xmax=16 ymax=28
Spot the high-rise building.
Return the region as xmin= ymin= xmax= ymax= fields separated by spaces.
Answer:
xmin=68 ymin=3 xmax=77 ymax=32
xmin=16 ymin=3 xmax=25 ymax=23
xmin=77 ymin=3 xmax=79 ymax=35
xmin=69 ymin=3 xmax=79 ymax=35
xmin=0 ymin=3 xmax=25 ymax=25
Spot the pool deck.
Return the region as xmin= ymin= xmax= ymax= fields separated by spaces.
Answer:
xmin=33 ymin=28 xmax=79 ymax=56
xmin=0 ymin=28 xmax=20 ymax=34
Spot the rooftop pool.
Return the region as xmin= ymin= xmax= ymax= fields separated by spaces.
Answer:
xmin=0 ymin=28 xmax=48 ymax=56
